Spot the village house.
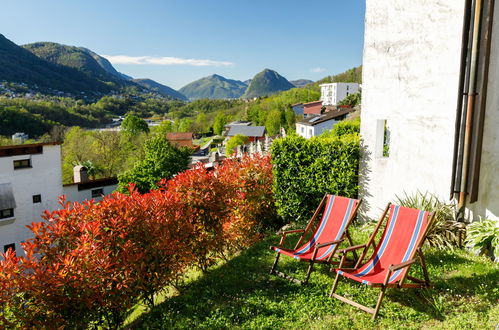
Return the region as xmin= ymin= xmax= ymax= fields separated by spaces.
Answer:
xmin=320 ymin=82 xmax=359 ymax=106
xmin=296 ymin=107 xmax=354 ymax=139
xmin=226 ymin=125 xmax=266 ymax=142
xmin=291 ymin=103 xmax=304 ymax=115
xmin=166 ymin=132 xmax=193 ymax=148
xmin=360 ymin=0 xmax=499 ymax=221
xmin=302 ymin=100 xmax=324 ymax=117
xmin=62 ymin=166 xmax=118 ymax=203
xmin=0 ymin=142 xmax=63 ymax=254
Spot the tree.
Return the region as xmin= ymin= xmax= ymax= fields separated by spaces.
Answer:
xmin=338 ymin=91 xmax=361 ymax=107
xmin=155 ymin=120 xmax=174 ymax=136
xmin=265 ymin=109 xmax=282 ymax=136
xmin=225 ymin=134 xmax=249 ymax=155
xmin=121 ymin=114 xmax=150 ymax=135
xmin=118 ymin=135 xmax=191 ymax=193
xmin=213 ymin=112 xmax=227 ymax=135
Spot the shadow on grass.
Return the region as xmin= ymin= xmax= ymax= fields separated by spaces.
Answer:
xmin=129 ymin=236 xmax=307 ymax=328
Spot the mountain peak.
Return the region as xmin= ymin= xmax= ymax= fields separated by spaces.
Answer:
xmin=179 ymin=74 xmax=247 ymax=100
xmin=242 ymin=69 xmax=294 ymax=98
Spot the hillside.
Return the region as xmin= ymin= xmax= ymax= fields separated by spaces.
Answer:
xmin=0 ymin=34 xmax=111 ymax=93
xmin=242 ymin=69 xmax=294 ymax=98
xmin=79 ymin=47 xmax=132 ymax=81
xmin=23 ymin=42 xmax=127 ymax=86
xmin=179 ymin=74 xmax=247 ymax=100
xmin=290 ymin=79 xmax=313 ymax=88
xmin=312 ymin=66 xmax=362 ymax=89
xmin=133 ymin=78 xmax=188 ymax=101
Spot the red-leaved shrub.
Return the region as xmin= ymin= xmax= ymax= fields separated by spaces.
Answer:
xmin=0 ymin=154 xmax=277 ymax=328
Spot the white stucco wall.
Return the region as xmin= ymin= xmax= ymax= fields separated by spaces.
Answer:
xmin=63 ymin=183 xmax=117 ymax=203
xmin=0 ymin=145 xmax=63 ymax=253
xmin=320 ymin=83 xmax=359 ymax=106
xmin=359 ymin=0 xmax=465 ymax=219
xmin=296 ymin=120 xmax=338 ymax=139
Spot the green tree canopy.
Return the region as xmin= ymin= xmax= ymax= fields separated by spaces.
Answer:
xmin=118 ymin=135 xmax=191 ymax=193
xmin=121 ymin=114 xmax=150 ymax=135
xmin=213 ymin=112 xmax=227 ymax=136
xmin=225 ymin=134 xmax=249 ymax=155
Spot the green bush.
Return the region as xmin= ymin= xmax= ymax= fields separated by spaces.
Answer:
xmin=321 ymin=117 xmax=360 ymax=138
xmin=271 ymin=134 xmax=360 ymax=225
xmin=466 ymin=218 xmax=499 ymax=261
xmin=226 ymin=134 xmax=249 ymax=155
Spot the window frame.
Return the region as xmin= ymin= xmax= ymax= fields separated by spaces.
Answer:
xmin=0 ymin=208 xmax=14 ymax=219
xmin=13 ymin=158 xmax=32 ymax=169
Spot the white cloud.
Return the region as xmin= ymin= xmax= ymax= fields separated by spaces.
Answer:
xmin=102 ymin=55 xmax=234 ymax=67
xmin=310 ymin=67 xmax=326 ymax=73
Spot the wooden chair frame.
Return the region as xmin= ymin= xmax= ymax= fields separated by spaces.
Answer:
xmin=329 ymin=203 xmax=435 ymax=319
xmin=270 ymin=195 xmax=362 ymax=285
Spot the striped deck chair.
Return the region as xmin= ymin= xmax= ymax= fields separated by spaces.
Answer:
xmin=330 ymin=203 xmax=435 ymax=319
xmin=269 ymin=195 xmax=361 ymax=285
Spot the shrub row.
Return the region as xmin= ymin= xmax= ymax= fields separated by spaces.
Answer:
xmin=271 ymin=130 xmax=360 ymax=225
xmin=0 ymin=154 xmax=276 ymax=328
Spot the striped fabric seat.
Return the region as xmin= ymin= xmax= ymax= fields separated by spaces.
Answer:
xmin=330 ymin=203 xmax=434 ymax=319
xmin=272 ymin=195 xmax=357 ymax=262
xmin=269 ymin=194 xmax=361 ymax=285
xmin=335 ymin=205 xmax=430 ymax=285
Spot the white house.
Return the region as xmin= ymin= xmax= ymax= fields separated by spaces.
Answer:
xmin=360 ymin=0 xmax=499 ymax=221
xmin=63 ymin=177 xmax=118 ymax=203
xmin=320 ymin=82 xmax=359 ymax=106
xmin=296 ymin=108 xmax=354 ymax=139
xmin=0 ymin=142 xmax=63 ymax=254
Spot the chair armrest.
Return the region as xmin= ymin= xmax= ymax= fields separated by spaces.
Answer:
xmin=278 ymin=229 xmax=305 ymax=236
xmin=316 ymin=239 xmax=343 ymax=249
xmin=389 ymin=258 xmax=416 ymax=271
xmin=337 ymin=244 xmax=366 ymax=254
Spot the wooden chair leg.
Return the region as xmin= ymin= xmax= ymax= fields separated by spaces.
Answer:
xmin=372 ymin=286 xmax=386 ymax=320
xmin=329 ymin=272 xmax=342 ymax=297
xmin=303 ymin=261 xmax=315 ymax=285
xmin=419 ymin=251 xmax=430 ymax=287
xmin=270 ymin=253 xmax=280 ymax=274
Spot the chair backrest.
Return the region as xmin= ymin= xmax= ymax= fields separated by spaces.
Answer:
xmin=294 ymin=195 xmax=359 ymax=260
xmin=356 ymin=205 xmax=431 ymax=283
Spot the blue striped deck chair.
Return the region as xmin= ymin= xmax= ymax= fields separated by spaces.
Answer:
xmin=270 ymin=194 xmax=361 ymax=285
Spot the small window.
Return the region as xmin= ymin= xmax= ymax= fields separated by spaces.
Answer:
xmin=0 ymin=208 xmax=14 ymax=219
xmin=301 ymin=127 xmax=305 ymax=133
xmin=32 ymin=194 xmax=41 ymax=203
xmin=309 ymin=128 xmax=313 ymax=136
xmin=3 ymin=243 xmax=15 ymax=254
xmin=375 ymin=119 xmax=390 ymax=158
xmin=91 ymin=188 xmax=104 ymax=198
xmin=13 ymin=159 xmax=31 ymax=169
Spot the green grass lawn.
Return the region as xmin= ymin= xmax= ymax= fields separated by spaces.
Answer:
xmin=128 ymin=227 xmax=499 ymax=329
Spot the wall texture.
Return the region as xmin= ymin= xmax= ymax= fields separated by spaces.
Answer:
xmin=359 ymin=0 xmax=465 ymax=219
xmin=0 ymin=145 xmax=63 ymax=252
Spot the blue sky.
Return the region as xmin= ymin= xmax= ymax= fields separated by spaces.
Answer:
xmin=0 ymin=0 xmax=365 ymax=89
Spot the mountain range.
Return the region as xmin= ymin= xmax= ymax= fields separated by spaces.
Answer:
xmin=1 ymin=34 xmax=319 ymax=101
xmin=179 ymin=69 xmax=297 ymax=100
xmin=179 ymin=74 xmax=248 ymax=100
xmin=0 ymin=34 xmax=186 ymax=100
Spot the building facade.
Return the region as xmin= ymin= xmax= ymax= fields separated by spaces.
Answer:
xmin=296 ymin=108 xmax=354 ymax=139
xmin=0 ymin=143 xmax=63 ymax=254
xmin=360 ymin=0 xmax=499 ymax=221
xmin=320 ymin=82 xmax=359 ymax=106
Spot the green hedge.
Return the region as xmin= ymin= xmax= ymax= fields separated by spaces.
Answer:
xmin=271 ymin=133 xmax=359 ymax=225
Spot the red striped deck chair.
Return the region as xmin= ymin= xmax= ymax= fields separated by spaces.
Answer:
xmin=330 ymin=203 xmax=435 ymax=319
xmin=269 ymin=194 xmax=361 ymax=285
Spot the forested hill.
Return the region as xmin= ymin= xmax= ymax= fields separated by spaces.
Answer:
xmin=23 ymin=42 xmax=131 ymax=87
xmin=133 ymin=78 xmax=188 ymax=101
xmin=0 ymin=34 xmax=112 ymax=93
xmin=179 ymin=74 xmax=248 ymax=100
xmin=242 ymin=69 xmax=295 ymax=98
